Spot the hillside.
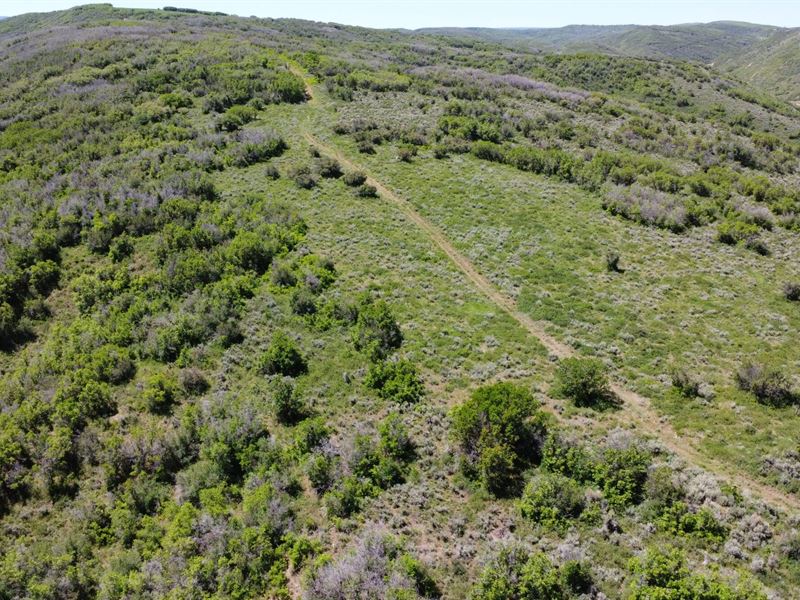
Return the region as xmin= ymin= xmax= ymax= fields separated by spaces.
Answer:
xmin=1 ymin=5 xmax=800 ymax=599
xmin=419 ymin=21 xmax=800 ymax=101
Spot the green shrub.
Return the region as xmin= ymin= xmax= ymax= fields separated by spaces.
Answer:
xmin=365 ymin=359 xmax=424 ymax=404
xmin=142 ymin=373 xmax=179 ymax=415
xmin=352 ymin=297 xmax=403 ymax=361
xmin=594 ymin=446 xmax=651 ymax=508
xmin=451 ymin=382 xmax=548 ymax=496
xmin=656 ymin=501 xmax=727 ymax=542
xmin=342 ymin=171 xmax=367 ymax=186
xmin=355 ymin=183 xmax=378 ymax=198
xmin=629 ymin=547 xmax=765 ymax=599
xmin=259 ymin=332 xmax=307 ymax=377
xmin=471 ymin=547 xmax=593 ymax=600
xmin=378 ymin=412 xmax=415 ymax=461
xmin=272 ymin=377 xmax=307 ymax=424
xmin=552 ymin=357 xmax=613 ymax=408
xmin=735 ymin=362 xmax=797 ymax=407
xmin=27 ymin=260 xmax=60 ymax=296
xmin=540 ymin=434 xmax=594 ymax=483
xmin=216 ymin=104 xmax=257 ymax=132
xmin=227 ymin=232 xmax=275 ymax=274
xmin=519 ymin=473 xmax=584 ymax=530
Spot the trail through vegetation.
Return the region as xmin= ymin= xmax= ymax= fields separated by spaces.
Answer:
xmin=301 ymin=114 xmax=800 ymax=514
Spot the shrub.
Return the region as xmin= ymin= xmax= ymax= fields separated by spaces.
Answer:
xmin=471 ymin=547 xmax=593 ymax=600
xmin=605 ymin=251 xmax=621 ymax=272
xmin=451 ymin=382 xmax=548 ymax=496
xmin=783 ymin=282 xmax=800 ymax=301
xmin=735 ymin=362 xmax=797 ymax=407
xmin=142 ymin=373 xmax=179 ymax=415
xmin=670 ymin=367 xmax=700 ymax=398
xmin=717 ymin=219 xmax=760 ymax=246
xmin=629 ymin=546 xmax=765 ymax=599
xmin=365 ymin=359 xmax=425 ymax=404
xmin=289 ymin=165 xmax=318 ymax=189
xmin=291 ymin=287 xmax=318 ymax=316
xmin=179 ymin=368 xmax=209 ymax=395
xmin=226 ymin=232 xmax=275 ymax=274
xmin=342 ymin=171 xmax=367 ymax=186
xmin=315 ymin=156 xmax=342 ymax=178
xmin=355 ymin=184 xmax=378 ymax=198
xmin=27 ymin=260 xmax=60 ymax=296
xmin=267 ymin=71 xmax=307 ymax=104
xmin=259 ymin=332 xmax=308 ymax=377
xmin=540 ymin=434 xmax=594 ymax=483
xmin=307 ymin=453 xmax=336 ymax=493
xmin=352 ymin=297 xmax=403 ymax=361
xmin=378 ymin=412 xmax=415 ymax=462
xmin=272 ymin=377 xmax=307 ymax=425
xmin=216 ymin=104 xmax=256 ymax=132
xmin=552 ymin=357 xmax=613 ymax=408
xmin=657 ymin=501 xmax=727 ymax=542
xmin=594 ymin=446 xmax=651 ymax=508
xmin=519 ymin=473 xmax=585 ymax=530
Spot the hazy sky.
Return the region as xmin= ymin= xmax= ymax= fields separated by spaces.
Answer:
xmin=3 ymin=1 xmax=800 ymax=29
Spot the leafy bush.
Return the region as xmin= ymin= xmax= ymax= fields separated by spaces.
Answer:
xmin=629 ymin=547 xmax=765 ymax=599
xmin=365 ymin=359 xmax=425 ymax=404
xmin=552 ymin=357 xmax=613 ymax=408
xmin=471 ymin=547 xmax=593 ymax=599
xmin=540 ymin=434 xmax=594 ymax=483
xmin=451 ymin=382 xmax=549 ymax=496
xmin=342 ymin=171 xmax=367 ymax=186
xmin=272 ymin=377 xmax=308 ymax=424
xmin=315 ymin=156 xmax=342 ymax=178
xmin=594 ymin=446 xmax=651 ymax=508
xmin=216 ymin=104 xmax=257 ymax=131
xmin=355 ymin=184 xmax=378 ymax=198
xmin=656 ymin=501 xmax=727 ymax=543
xmin=352 ymin=297 xmax=403 ymax=360
xmin=259 ymin=332 xmax=308 ymax=377
xmin=142 ymin=373 xmax=179 ymax=415
xmin=226 ymin=231 xmax=275 ymax=274
xmin=518 ymin=473 xmax=585 ymax=531
xmin=735 ymin=362 xmax=797 ymax=407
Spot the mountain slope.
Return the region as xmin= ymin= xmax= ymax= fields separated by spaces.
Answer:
xmin=1 ymin=5 xmax=800 ymax=599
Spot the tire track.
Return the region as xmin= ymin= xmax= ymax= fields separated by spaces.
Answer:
xmin=302 ymin=130 xmax=800 ymax=514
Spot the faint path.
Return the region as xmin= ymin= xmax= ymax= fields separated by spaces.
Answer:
xmin=291 ymin=71 xmax=800 ymax=513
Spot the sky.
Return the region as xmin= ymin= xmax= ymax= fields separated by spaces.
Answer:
xmin=2 ymin=0 xmax=800 ymax=29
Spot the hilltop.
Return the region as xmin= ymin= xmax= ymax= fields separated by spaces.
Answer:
xmin=1 ymin=5 xmax=800 ymax=599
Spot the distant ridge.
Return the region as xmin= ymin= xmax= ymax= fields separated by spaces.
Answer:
xmin=417 ymin=21 xmax=800 ymax=99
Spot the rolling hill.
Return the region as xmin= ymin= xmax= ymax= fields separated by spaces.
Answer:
xmin=1 ymin=5 xmax=800 ymax=599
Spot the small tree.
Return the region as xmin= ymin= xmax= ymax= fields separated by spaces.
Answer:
xmin=259 ymin=332 xmax=307 ymax=377
xmin=553 ymin=357 xmax=613 ymax=408
xmin=451 ymin=382 xmax=549 ymax=496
